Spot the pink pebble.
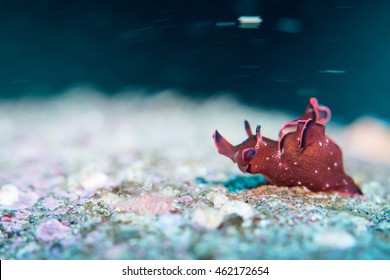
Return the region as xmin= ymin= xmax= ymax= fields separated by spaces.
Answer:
xmin=178 ymin=195 xmax=193 ymax=205
xmin=41 ymin=197 xmax=63 ymax=210
xmin=36 ymin=219 xmax=72 ymax=242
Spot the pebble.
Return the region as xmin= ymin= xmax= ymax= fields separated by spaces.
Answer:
xmin=36 ymin=219 xmax=72 ymax=242
xmin=0 ymin=184 xmax=20 ymax=206
xmin=41 ymin=197 xmax=63 ymax=210
xmin=210 ymin=192 xmax=229 ymax=208
xmin=221 ymin=201 xmax=254 ymax=220
xmin=80 ymin=171 xmax=109 ymax=191
xmin=116 ymin=195 xmax=173 ymax=216
xmin=313 ymin=230 xmax=357 ymax=249
xmin=18 ymin=192 xmax=39 ymax=209
xmin=178 ymin=195 xmax=193 ymax=205
xmin=192 ymin=206 xmax=224 ymax=230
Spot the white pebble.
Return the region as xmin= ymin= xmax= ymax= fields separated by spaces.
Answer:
xmin=192 ymin=206 xmax=224 ymax=230
xmin=210 ymin=193 xmax=229 ymax=208
xmin=222 ymin=201 xmax=253 ymax=220
xmin=314 ymin=230 xmax=356 ymax=249
xmin=0 ymin=184 xmax=20 ymax=206
xmin=80 ymin=171 xmax=109 ymax=191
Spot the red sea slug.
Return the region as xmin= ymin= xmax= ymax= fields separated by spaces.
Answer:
xmin=213 ymin=97 xmax=362 ymax=196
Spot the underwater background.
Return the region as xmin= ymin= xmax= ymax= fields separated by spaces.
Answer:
xmin=1 ymin=0 xmax=389 ymax=122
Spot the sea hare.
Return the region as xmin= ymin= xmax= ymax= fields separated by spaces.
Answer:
xmin=213 ymin=97 xmax=362 ymax=196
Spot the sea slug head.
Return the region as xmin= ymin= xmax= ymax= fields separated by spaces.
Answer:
xmin=213 ymin=121 xmax=265 ymax=173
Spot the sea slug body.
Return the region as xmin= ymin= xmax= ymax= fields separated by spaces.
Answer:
xmin=213 ymin=97 xmax=362 ymax=196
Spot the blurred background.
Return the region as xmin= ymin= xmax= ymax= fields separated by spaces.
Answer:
xmin=0 ymin=0 xmax=389 ymax=122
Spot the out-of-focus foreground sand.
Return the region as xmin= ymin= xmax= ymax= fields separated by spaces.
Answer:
xmin=0 ymin=88 xmax=389 ymax=259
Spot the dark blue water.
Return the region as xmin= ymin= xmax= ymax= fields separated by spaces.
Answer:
xmin=0 ymin=0 xmax=389 ymax=122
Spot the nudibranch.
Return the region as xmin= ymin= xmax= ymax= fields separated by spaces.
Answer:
xmin=213 ymin=97 xmax=362 ymax=196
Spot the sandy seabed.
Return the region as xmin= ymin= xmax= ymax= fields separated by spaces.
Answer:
xmin=0 ymin=87 xmax=389 ymax=259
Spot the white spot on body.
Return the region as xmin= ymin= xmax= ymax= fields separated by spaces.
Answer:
xmin=315 ymin=170 xmax=318 ymax=174
xmin=319 ymin=141 xmax=323 ymax=146
xmin=298 ymin=181 xmax=301 ymax=185
xmin=326 ymin=139 xmax=329 ymax=144
xmin=325 ymin=184 xmax=330 ymax=188
xmin=285 ymin=167 xmax=288 ymax=171
xmin=266 ymin=157 xmax=269 ymax=160
xmin=327 ymin=167 xmax=331 ymax=171
xmin=334 ymin=162 xmax=338 ymax=167
xmin=294 ymin=162 xmax=297 ymax=165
